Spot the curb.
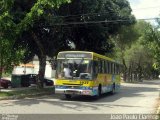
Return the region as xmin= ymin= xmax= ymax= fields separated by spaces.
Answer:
xmin=0 ymin=92 xmax=54 ymax=101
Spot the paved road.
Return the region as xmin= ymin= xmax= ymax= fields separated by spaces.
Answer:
xmin=0 ymin=80 xmax=159 ymax=119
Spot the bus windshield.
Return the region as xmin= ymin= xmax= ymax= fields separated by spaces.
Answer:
xmin=57 ymin=59 xmax=92 ymax=80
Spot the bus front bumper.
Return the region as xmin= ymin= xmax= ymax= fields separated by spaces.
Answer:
xmin=55 ymin=89 xmax=94 ymax=96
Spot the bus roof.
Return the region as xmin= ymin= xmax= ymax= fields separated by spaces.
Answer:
xmin=57 ymin=51 xmax=119 ymax=64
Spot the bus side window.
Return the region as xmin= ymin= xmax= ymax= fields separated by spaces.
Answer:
xmin=113 ymin=63 xmax=115 ymax=74
xmin=108 ymin=62 xmax=111 ymax=74
xmin=115 ymin=64 xmax=117 ymax=74
xmin=98 ymin=60 xmax=102 ymax=73
xmin=93 ymin=61 xmax=98 ymax=78
xmin=116 ymin=64 xmax=118 ymax=74
xmin=112 ymin=63 xmax=114 ymax=74
xmin=110 ymin=63 xmax=112 ymax=74
xmin=117 ymin=65 xmax=120 ymax=74
xmin=102 ymin=60 xmax=105 ymax=73
xmin=106 ymin=61 xmax=109 ymax=74
xmin=104 ymin=61 xmax=106 ymax=73
xmin=114 ymin=64 xmax=116 ymax=74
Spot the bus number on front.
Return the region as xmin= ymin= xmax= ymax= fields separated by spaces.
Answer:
xmin=80 ymin=81 xmax=89 ymax=84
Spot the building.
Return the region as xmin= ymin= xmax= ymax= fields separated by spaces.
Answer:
xmin=12 ymin=56 xmax=56 ymax=78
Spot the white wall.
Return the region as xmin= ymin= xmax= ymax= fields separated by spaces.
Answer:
xmin=32 ymin=61 xmax=55 ymax=78
xmin=12 ymin=66 xmax=34 ymax=75
xmin=12 ymin=61 xmax=56 ymax=78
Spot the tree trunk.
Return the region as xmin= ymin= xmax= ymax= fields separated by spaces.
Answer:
xmin=32 ymin=32 xmax=46 ymax=88
xmin=38 ymin=56 xmax=46 ymax=88
xmin=0 ymin=67 xmax=2 ymax=91
xmin=138 ymin=65 xmax=142 ymax=82
xmin=128 ymin=65 xmax=131 ymax=82
xmin=0 ymin=39 xmax=3 ymax=91
xmin=0 ymin=56 xmax=2 ymax=79
xmin=122 ymin=57 xmax=127 ymax=82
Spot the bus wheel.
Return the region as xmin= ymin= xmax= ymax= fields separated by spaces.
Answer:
xmin=110 ymin=84 xmax=115 ymax=94
xmin=96 ymin=85 xmax=102 ymax=98
xmin=93 ymin=85 xmax=102 ymax=99
xmin=65 ymin=94 xmax=72 ymax=99
xmin=98 ymin=85 xmax=102 ymax=97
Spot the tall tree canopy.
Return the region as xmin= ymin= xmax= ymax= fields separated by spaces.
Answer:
xmin=0 ymin=0 xmax=70 ymax=87
xmin=1 ymin=0 xmax=135 ymax=87
xmin=141 ymin=20 xmax=160 ymax=71
xmin=55 ymin=0 xmax=135 ymax=54
xmin=0 ymin=0 xmax=22 ymax=78
xmin=112 ymin=20 xmax=160 ymax=81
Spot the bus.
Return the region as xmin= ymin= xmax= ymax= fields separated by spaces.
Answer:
xmin=55 ymin=51 xmax=121 ymax=99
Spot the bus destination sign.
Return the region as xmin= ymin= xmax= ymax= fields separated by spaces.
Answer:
xmin=58 ymin=53 xmax=92 ymax=59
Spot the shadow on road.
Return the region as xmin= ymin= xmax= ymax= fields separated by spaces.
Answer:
xmin=1 ymin=80 xmax=159 ymax=112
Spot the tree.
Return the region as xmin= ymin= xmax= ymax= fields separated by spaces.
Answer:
xmin=133 ymin=20 xmax=160 ymax=78
xmin=142 ymin=22 xmax=160 ymax=72
xmin=110 ymin=25 xmax=139 ymax=81
xmin=14 ymin=0 xmax=135 ymax=87
xmin=0 ymin=0 xmax=71 ymax=88
xmin=0 ymin=0 xmax=23 ymax=79
xmin=1 ymin=0 xmax=135 ymax=87
xmin=135 ymin=21 xmax=160 ymax=78
xmin=0 ymin=38 xmax=24 ymax=78
xmin=124 ymin=40 xmax=155 ymax=81
xmin=111 ymin=20 xmax=160 ymax=82
xmin=55 ymin=0 xmax=135 ymax=54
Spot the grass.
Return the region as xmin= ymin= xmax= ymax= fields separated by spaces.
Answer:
xmin=0 ymin=92 xmax=14 ymax=97
xmin=0 ymin=87 xmax=54 ymax=98
xmin=2 ymin=73 xmax=11 ymax=77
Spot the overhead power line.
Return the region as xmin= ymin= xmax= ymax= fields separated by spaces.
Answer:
xmin=51 ymin=20 xmax=132 ymax=26
xmin=51 ymin=6 xmax=160 ymax=19
xmin=48 ymin=18 xmax=160 ymax=26
xmin=53 ymin=11 xmax=117 ymax=19
xmin=132 ymin=6 xmax=160 ymax=11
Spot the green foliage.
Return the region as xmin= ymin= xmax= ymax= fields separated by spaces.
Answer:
xmin=111 ymin=25 xmax=139 ymax=63
xmin=126 ymin=40 xmax=157 ymax=79
xmin=0 ymin=0 xmax=138 ymax=85
xmin=0 ymin=0 xmax=71 ymax=78
xmin=13 ymin=0 xmax=135 ymax=64
xmin=54 ymin=0 xmax=135 ymax=54
xmin=139 ymin=21 xmax=160 ymax=71
xmin=0 ymin=0 xmax=17 ymax=77
xmin=112 ymin=20 xmax=159 ymax=81
xmin=0 ymin=38 xmax=24 ymax=75
xmin=16 ymin=0 xmax=71 ymax=33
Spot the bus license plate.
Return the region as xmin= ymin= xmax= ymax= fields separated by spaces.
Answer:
xmin=66 ymin=90 xmax=78 ymax=94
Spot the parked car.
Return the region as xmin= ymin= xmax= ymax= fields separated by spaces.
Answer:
xmin=44 ymin=78 xmax=54 ymax=86
xmin=0 ymin=78 xmax=11 ymax=89
xmin=29 ymin=74 xmax=37 ymax=85
xmin=28 ymin=74 xmax=54 ymax=86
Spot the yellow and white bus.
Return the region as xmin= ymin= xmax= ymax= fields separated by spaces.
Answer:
xmin=55 ymin=51 xmax=121 ymax=99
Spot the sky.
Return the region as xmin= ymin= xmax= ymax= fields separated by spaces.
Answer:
xmin=128 ymin=0 xmax=160 ymax=20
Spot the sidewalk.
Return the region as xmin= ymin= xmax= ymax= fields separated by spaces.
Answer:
xmin=0 ymin=86 xmax=55 ymax=100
